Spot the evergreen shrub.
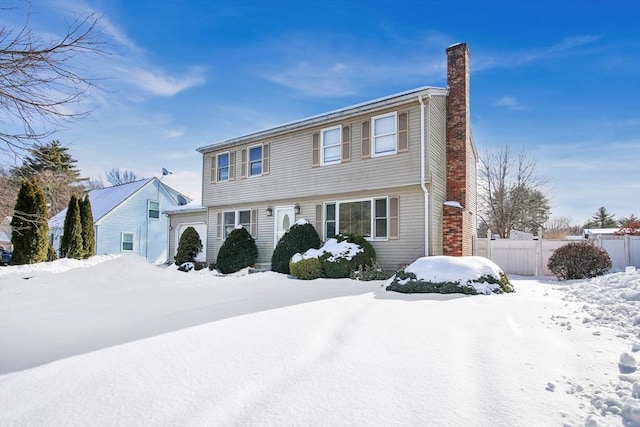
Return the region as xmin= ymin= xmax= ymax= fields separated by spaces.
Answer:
xmin=174 ymin=226 xmax=203 ymax=265
xmin=289 ymin=257 xmax=323 ymax=280
xmin=216 ymin=227 xmax=258 ymax=274
xmin=350 ymin=261 xmax=393 ymax=281
xmin=61 ymin=194 xmax=84 ymax=259
xmin=320 ymin=234 xmax=376 ymax=278
xmin=271 ymin=221 xmax=321 ymax=274
xmin=385 ymin=269 xmax=513 ymax=294
xmin=547 ymin=242 xmax=612 ymax=280
xmin=80 ymin=194 xmax=95 ymax=258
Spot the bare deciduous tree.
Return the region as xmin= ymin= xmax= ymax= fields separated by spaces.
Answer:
xmin=105 ymin=168 xmax=144 ymax=186
xmin=478 ymin=146 xmax=550 ymax=238
xmin=0 ymin=6 xmax=105 ymax=154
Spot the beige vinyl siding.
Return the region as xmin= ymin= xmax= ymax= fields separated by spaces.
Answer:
xmin=202 ymin=104 xmax=425 ymax=208
xmin=204 ymin=186 xmax=425 ymax=271
xmin=426 ymin=95 xmax=448 ymax=255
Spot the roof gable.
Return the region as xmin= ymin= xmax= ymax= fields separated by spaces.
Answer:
xmin=49 ymin=178 xmax=190 ymax=228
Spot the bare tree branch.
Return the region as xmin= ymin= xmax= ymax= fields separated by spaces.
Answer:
xmin=0 ymin=6 xmax=107 ymax=155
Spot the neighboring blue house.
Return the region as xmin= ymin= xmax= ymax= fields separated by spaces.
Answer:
xmin=50 ymin=178 xmax=190 ymax=263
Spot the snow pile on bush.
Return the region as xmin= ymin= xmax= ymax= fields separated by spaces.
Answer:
xmin=291 ymin=238 xmax=361 ymax=264
xmin=386 ymin=256 xmax=513 ymax=295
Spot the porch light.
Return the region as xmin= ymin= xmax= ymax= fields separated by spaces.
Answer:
xmin=266 ymin=207 xmax=273 ymax=217
xmin=294 ymin=203 xmax=301 ymax=214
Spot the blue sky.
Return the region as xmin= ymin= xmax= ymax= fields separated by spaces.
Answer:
xmin=5 ymin=0 xmax=640 ymax=225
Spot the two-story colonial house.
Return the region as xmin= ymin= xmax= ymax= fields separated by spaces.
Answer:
xmin=169 ymin=43 xmax=476 ymax=270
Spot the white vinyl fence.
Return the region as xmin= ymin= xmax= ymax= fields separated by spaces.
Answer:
xmin=475 ymin=235 xmax=640 ymax=276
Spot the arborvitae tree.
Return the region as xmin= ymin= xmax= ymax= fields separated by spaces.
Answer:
xmin=584 ymin=207 xmax=617 ymax=229
xmin=174 ymin=226 xmax=203 ymax=265
xmin=10 ymin=179 xmax=49 ymax=264
xmin=60 ymin=194 xmax=84 ymax=259
xmin=80 ymin=194 xmax=95 ymax=258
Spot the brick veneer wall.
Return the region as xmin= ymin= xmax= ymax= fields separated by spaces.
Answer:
xmin=444 ymin=43 xmax=473 ymax=256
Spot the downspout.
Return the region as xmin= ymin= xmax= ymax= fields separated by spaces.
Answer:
xmin=419 ymin=94 xmax=430 ymax=256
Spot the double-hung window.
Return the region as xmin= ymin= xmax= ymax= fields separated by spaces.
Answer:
xmin=372 ymin=112 xmax=397 ymax=156
xmin=148 ymin=201 xmax=160 ymax=219
xmin=217 ymin=152 xmax=230 ymax=182
xmin=321 ymin=126 xmax=341 ymax=165
xmin=222 ymin=210 xmax=254 ymax=239
xmin=324 ymin=198 xmax=388 ymax=240
xmin=121 ymin=233 xmax=134 ymax=251
xmin=248 ymin=145 xmax=262 ymax=177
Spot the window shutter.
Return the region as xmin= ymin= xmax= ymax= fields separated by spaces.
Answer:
xmin=312 ymin=133 xmax=320 ymax=167
xmin=263 ymin=143 xmax=270 ymax=175
xmin=241 ymin=149 xmax=247 ymax=178
xmin=210 ymin=156 xmax=216 ymax=182
xmin=389 ymin=196 xmax=400 ymax=239
xmin=361 ymin=120 xmax=371 ymax=159
xmin=315 ymin=204 xmax=323 ymax=237
xmin=341 ymin=125 xmax=351 ymax=162
xmin=216 ymin=212 xmax=222 ymax=240
xmin=250 ymin=209 xmax=258 ymax=238
xmin=398 ymin=112 xmax=409 ymax=152
xmin=229 ymin=151 xmax=236 ymax=180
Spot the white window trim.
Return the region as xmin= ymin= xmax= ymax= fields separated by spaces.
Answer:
xmin=248 ymin=144 xmax=263 ymax=178
xmin=217 ymin=151 xmax=230 ymax=183
xmin=121 ymin=232 xmax=134 ymax=252
xmin=222 ymin=209 xmax=252 ymax=239
xmin=371 ymin=111 xmax=397 ymax=158
xmin=148 ymin=200 xmax=160 ymax=220
xmin=323 ymin=196 xmax=389 ymax=241
xmin=320 ymin=125 xmax=342 ymax=166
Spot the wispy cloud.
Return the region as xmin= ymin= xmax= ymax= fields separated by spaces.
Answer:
xmin=474 ymin=35 xmax=602 ymax=71
xmin=495 ymin=96 xmax=529 ymax=111
xmin=125 ymin=67 xmax=206 ymax=96
xmin=256 ymin=32 xmax=445 ymax=97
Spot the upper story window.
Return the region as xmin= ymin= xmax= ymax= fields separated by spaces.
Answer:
xmin=148 ymin=201 xmax=160 ymax=219
xmin=249 ymin=145 xmax=262 ymax=177
xmin=372 ymin=112 xmax=397 ymax=157
xmin=121 ymin=232 xmax=134 ymax=251
xmin=217 ymin=152 xmax=230 ymax=182
xmin=321 ymin=126 xmax=341 ymax=165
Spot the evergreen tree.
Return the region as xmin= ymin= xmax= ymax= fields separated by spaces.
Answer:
xmin=584 ymin=207 xmax=617 ymax=229
xmin=79 ymin=194 xmax=95 ymax=258
xmin=174 ymin=226 xmax=203 ymax=264
xmin=10 ymin=179 xmax=49 ymax=264
xmin=11 ymin=140 xmax=84 ymax=216
xmin=618 ymin=214 xmax=639 ymax=227
xmin=60 ymin=194 xmax=84 ymax=259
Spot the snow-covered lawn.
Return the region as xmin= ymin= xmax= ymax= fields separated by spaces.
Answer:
xmin=0 ymin=255 xmax=638 ymax=426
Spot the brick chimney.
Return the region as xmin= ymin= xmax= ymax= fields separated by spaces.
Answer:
xmin=443 ymin=43 xmax=474 ymax=256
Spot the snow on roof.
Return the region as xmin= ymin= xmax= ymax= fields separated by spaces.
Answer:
xmin=164 ymin=202 xmax=207 ymax=215
xmin=584 ymin=228 xmax=619 ymax=235
xmin=50 ymin=178 xmax=155 ymax=227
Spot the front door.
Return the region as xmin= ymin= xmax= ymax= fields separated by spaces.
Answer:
xmin=274 ymin=206 xmax=295 ymax=247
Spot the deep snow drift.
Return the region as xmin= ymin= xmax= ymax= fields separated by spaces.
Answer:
xmin=0 ymin=255 xmax=638 ymax=426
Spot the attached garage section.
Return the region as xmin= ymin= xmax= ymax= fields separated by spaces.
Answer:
xmin=166 ymin=206 xmax=208 ymax=264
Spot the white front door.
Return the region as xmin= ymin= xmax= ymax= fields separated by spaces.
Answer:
xmin=274 ymin=206 xmax=295 ymax=247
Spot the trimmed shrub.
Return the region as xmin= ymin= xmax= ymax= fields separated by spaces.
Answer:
xmin=547 ymin=242 xmax=612 ymax=280
xmin=320 ymin=234 xmax=376 ymax=278
xmin=175 ymin=226 xmax=203 ymax=265
xmin=350 ymin=261 xmax=393 ymax=281
xmin=289 ymin=257 xmax=323 ymax=280
xmin=216 ymin=227 xmax=258 ymax=274
xmin=386 ymin=270 xmax=513 ymax=295
xmin=60 ymin=194 xmax=84 ymax=259
xmin=271 ymin=221 xmax=321 ymax=274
